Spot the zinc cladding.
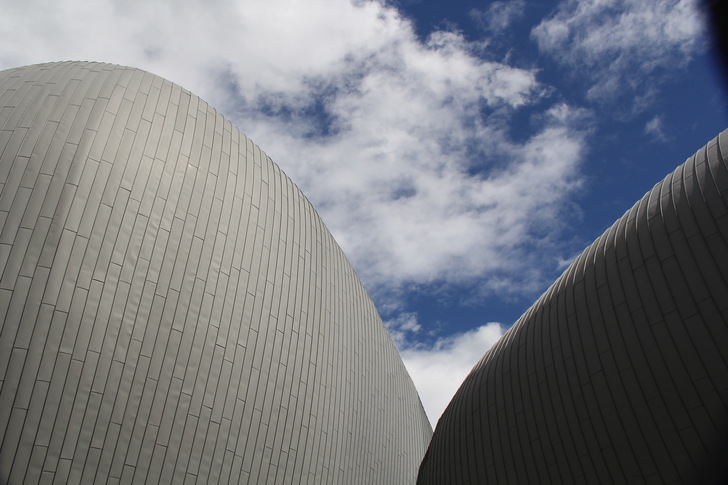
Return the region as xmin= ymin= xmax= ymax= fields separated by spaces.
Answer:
xmin=0 ymin=61 xmax=432 ymax=484
xmin=417 ymin=130 xmax=728 ymax=484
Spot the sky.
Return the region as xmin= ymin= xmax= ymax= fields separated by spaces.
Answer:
xmin=1 ymin=0 xmax=726 ymax=427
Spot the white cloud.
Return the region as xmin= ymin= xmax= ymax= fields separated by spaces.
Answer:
xmin=400 ymin=321 xmax=507 ymax=426
xmin=532 ymin=0 xmax=705 ymax=105
xmin=644 ymin=115 xmax=668 ymax=141
xmin=0 ymin=0 xmax=587 ymax=302
xmin=248 ymin=101 xmax=588 ymax=295
xmin=385 ymin=312 xmax=422 ymax=348
xmin=471 ymin=0 xmax=526 ymax=33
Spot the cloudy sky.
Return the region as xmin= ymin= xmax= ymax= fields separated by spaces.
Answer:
xmin=2 ymin=0 xmax=726 ymax=426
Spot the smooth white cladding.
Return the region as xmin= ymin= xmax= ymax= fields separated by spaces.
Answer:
xmin=0 ymin=61 xmax=431 ymax=484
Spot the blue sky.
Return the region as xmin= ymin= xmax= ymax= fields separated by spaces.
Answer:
xmin=1 ymin=0 xmax=726 ymax=426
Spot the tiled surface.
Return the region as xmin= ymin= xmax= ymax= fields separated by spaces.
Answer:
xmin=0 ymin=61 xmax=432 ymax=484
xmin=418 ymin=131 xmax=728 ymax=484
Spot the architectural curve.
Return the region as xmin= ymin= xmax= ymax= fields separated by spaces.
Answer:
xmin=0 ymin=61 xmax=431 ymax=484
xmin=418 ymin=131 xmax=728 ymax=483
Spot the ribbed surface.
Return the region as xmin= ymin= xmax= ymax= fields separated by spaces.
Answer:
xmin=0 ymin=61 xmax=431 ymax=484
xmin=419 ymin=131 xmax=728 ymax=484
